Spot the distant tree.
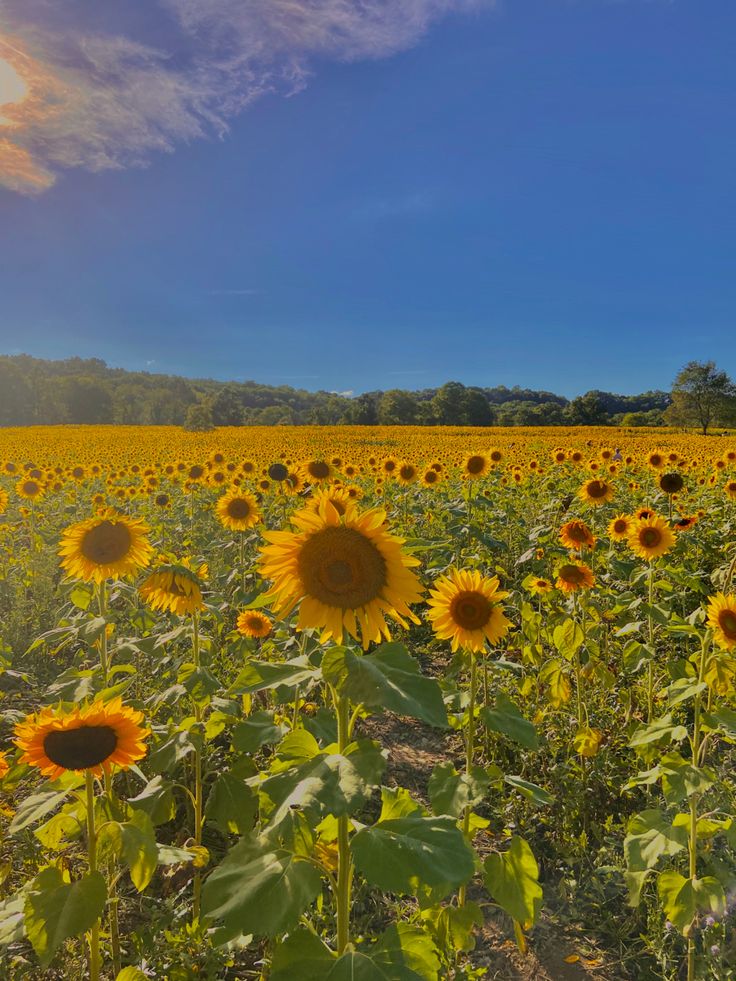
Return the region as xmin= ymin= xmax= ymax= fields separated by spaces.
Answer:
xmin=58 ymin=376 xmax=113 ymax=424
xmin=212 ymin=385 xmax=246 ymax=426
xmin=431 ymin=382 xmax=467 ymax=425
xmin=344 ymin=393 xmax=379 ymax=426
xmin=377 ymin=390 xmax=419 ymax=425
xmin=184 ymin=396 xmax=215 ymax=432
xmin=665 ymin=361 xmax=736 ymax=434
xmin=463 ymin=388 xmax=494 ymax=426
xmin=565 ymin=392 xmax=609 ymax=426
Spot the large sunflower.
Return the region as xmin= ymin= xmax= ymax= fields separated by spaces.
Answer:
xmin=559 ymin=519 xmax=595 ymax=551
xmin=707 ymin=593 xmax=736 ymax=651
xmin=427 ymin=569 xmax=511 ymax=653
xmin=215 ymin=489 xmax=261 ymax=532
xmin=579 ymin=478 xmax=614 ymax=507
xmin=15 ymin=698 xmax=149 ymax=781
xmin=139 ymin=560 xmax=205 ymax=616
xmin=259 ymin=499 xmax=423 ymax=648
xmin=59 ymin=510 xmax=153 ymax=583
xmin=555 ymin=562 xmax=595 ymax=593
xmin=628 ymin=514 xmax=674 ymax=560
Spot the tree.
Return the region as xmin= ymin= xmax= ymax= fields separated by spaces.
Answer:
xmin=565 ymin=392 xmax=609 ymax=426
xmin=184 ymin=396 xmax=215 ymax=432
xmin=377 ymin=390 xmax=419 ymax=425
xmin=665 ymin=361 xmax=736 ymax=434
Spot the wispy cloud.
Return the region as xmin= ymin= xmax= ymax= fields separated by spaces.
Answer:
xmin=0 ymin=1 xmax=491 ymax=195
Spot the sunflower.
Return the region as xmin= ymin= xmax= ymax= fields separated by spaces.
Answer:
xmin=305 ymin=460 xmax=333 ymax=483
xmin=381 ymin=457 xmax=399 ymax=477
xmin=268 ymin=462 xmax=289 ymax=482
xmin=559 ymin=519 xmax=595 ymax=551
xmin=422 ymin=468 xmax=441 ymax=488
xmin=139 ymin=561 xmax=205 ymax=616
xmin=16 ymin=478 xmax=44 ymax=500
xmin=608 ymin=514 xmax=632 ymax=541
xmin=427 ymin=569 xmax=511 ymax=653
xmin=659 ymin=472 xmax=684 ymax=495
xmin=237 ymin=609 xmax=273 ymax=639
xmin=647 ymin=451 xmax=666 ymax=470
xmin=153 ymin=492 xmax=171 ymax=508
xmin=0 ymin=489 xmax=7 ymax=513
xmin=527 ymin=577 xmax=553 ymax=596
xmin=0 ymin=751 xmax=9 ymax=780
xmin=707 ymin=593 xmax=736 ymax=651
xmin=725 ymin=480 xmax=736 ymax=501
xmin=635 ymin=507 xmax=655 ymax=521
xmin=306 ymin=487 xmax=354 ymax=517
xmin=396 ymin=461 xmax=418 ymax=485
xmin=216 ymin=489 xmax=261 ymax=532
xmin=259 ymin=499 xmax=423 ymax=649
xmin=579 ymin=478 xmax=614 ymax=507
xmin=628 ymin=514 xmax=674 ymax=560
xmin=59 ymin=510 xmax=153 ymax=583
xmin=15 ymin=698 xmax=149 ymax=781
xmin=462 ymin=453 xmax=491 ymax=479
xmin=555 ymin=562 xmax=595 ymax=593
xmin=673 ymin=514 xmax=699 ymax=532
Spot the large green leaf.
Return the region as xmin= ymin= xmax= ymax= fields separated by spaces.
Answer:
xmin=481 ymin=693 xmax=539 ymax=750
xmin=326 ymin=952 xmax=389 ymax=980
xmin=270 ymin=928 xmax=336 ymax=980
xmin=628 ymin=714 xmax=688 ymax=749
xmin=10 ymin=786 xmax=75 ymax=834
xmin=0 ymin=887 xmax=29 ymax=947
xmin=657 ymin=872 xmax=726 ymax=936
xmin=483 ymin=837 xmax=542 ymax=929
xmin=624 ymin=809 xmax=688 ymax=872
xmin=428 ymin=762 xmax=490 ymax=818
xmin=372 ymin=923 xmax=440 ymax=980
xmin=503 ymin=775 xmax=554 ymax=807
xmin=231 ymin=711 xmax=286 ymax=754
xmin=421 ymin=901 xmax=483 ymax=955
xmin=128 ymin=775 xmax=175 ymax=825
xmin=24 ymin=868 xmax=107 ymax=968
xmin=108 ymin=810 xmax=158 ymax=892
xmin=205 ymin=771 xmax=257 ymax=836
xmin=351 ymin=812 xmax=474 ymax=898
xmin=228 ymin=658 xmax=317 ymax=694
xmin=323 ymin=644 xmax=448 ymax=728
xmin=552 ymin=620 xmax=584 ymax=659
xmin=261 ymin=740 xmax=386 ymax=829
xmin=201 ymin=833 xmax=321 ymax=939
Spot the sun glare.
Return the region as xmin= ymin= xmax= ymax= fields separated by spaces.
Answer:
xmin=0 ymin=57 xmax=27 ymax=124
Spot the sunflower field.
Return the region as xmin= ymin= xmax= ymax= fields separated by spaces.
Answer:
xmin=1 ymin=424 xmax=736 ymax=981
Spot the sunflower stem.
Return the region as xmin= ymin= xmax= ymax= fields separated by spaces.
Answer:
xmin=458 ymin=650 xmax=478 ymax=909
xmin=646 ymin=561 xmax=655 ymax=723
xmin=687 ymin=631 xmax=709 ymax=981
xmin=97 ymin=581 xmax=109 ymax=687
xmin=85 ymin=771 xmax=102 ymax=981
xmin=192 ymin=611 xmax=203 ymax=924
xmin=334 ymin=686 xmax=352 ymax=954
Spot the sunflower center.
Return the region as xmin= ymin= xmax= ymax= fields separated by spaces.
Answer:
xmin=587 ymin=481 xmax=607 ymax=498
xmin=269 ymin=463 xmax=288 ymax=481
xmin=297 ymin=526 xmax=387 ymax=609
xmin=660 ymin=474 xmax=684 ymax=494
xmin=400 ymin=466 xmax=415 ymax=480
xmin=640 ymin=528 xmax=661 ymax=548
xmin=718 ymin=610 xmax=736 ymax=640
xmin=449 ymin=591 xmax=492 ymax=630
xmin=567 ymin=524 xmax=589 ymax=542
xmin=309 ymin=461 xmax=330 ymax=479
xmin=614 ymin=520 xmax=627 ymax=533
xmin=466 ymin=456 xmax=485 ymax=475
xmin=559 ymin=565 xmax=584 ymax=584
xmin=43 ymin=725 xmax=118 ymax=770
xmin=80 ymin=521 xmax=132 ymax=565
xmin=227 ymin=498 xmax=251 ymax=519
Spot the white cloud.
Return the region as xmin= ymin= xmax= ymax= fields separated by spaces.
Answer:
xmin=0 ymin=0 xmax=492 ymax=194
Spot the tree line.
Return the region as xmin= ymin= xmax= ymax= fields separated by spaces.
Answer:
xmin=0 ymin=354 xmax=732 ymax=431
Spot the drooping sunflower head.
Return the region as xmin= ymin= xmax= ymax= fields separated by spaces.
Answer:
xmin=215 ymin=489 xmax=261 ymax=532
xmin=628 ymin=514 xmax=675 ymax=561
xmin=555 ymin=562 xmax=595 ymax=593
xmin=659 ymin=472 xmax=684 ymax=495
xmin=427 ymin=568 xmax=511 ymax=653
xmin=559 ymin=519 xmax=595 ymax=551
xmin=259 ymin=499 xmax=423 ymax=649
xmin=59 ymin=510 xmax=153 ymax=583
xmin=462 ymin=453 xmax=491 ymax=479
xmin=15 ymin=698 xmax=149 ymax=781
xmin=579 ymin=478 xmax=614 ymax=507
xmin=139 ymin=560 xmax=205 ymax=616
xmin=237 ymin=609 xmax=273 ymax=639
xmin=608 ymin=514 xmax=632 ymax=541
xmin=707 ymin=593 xmax=736 ymax=651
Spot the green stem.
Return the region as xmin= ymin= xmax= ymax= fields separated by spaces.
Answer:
xmin=335 ymin=687 xmax=352 ymax=954
xmin=687 ymin=633 xmax=709 ymax=981
xmin=458 ymin=651 xmax=478 ymax=908
xmin=86 ymin=772 xmax=102 ymax=981
xmin=647 ymin=561 xmax=655 ymax=723
xmin=192 ymin=612 xmax=203 ymax=923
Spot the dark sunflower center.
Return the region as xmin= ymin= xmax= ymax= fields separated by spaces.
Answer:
xmin=587 ymin=481 xmax=607 ymax=498
xmin=268 ymin=463 xmax=288 ymax=481
xmin=297 ymin=526 xmax=387 ymax=609
xmin=660 ymin=473 xmax=684 ymax=494
xmin=614 ymin=520 xmax=627 ymax=533
xmin=227 ymin=498 xmax=251 ymax=519
xmin=399 ymin=466 xmax=415 ymax=480
xmin=189 ymin=465 xmax=204 ymax=479
xmin=718 ymin=610 xmax=736 ymax=639
xmin=308 ymin=461 xmax=330 ymax=479
xmin=450 ymin=590 xmax=492 ymax=630
xmin=567 ymin=524 xmax=589 ymax=542
xmin=425 ymin=472 xmax=438 ymax=483
xmin=490 ymin=451 xmax=502 ymax=462
xmin=23 ymin=481 xmax=39 ymax=495
xmin=43 ymin=725 xmax=117 ymax=769
xmin=559 ymin=565 xmax=584 ymax=584
xmin=640 ymin=528 xmax=661 ymax=548
xmin=383 ymin=461 xmax=397 ymax=472
xmin=466 ymin=456 xmax=485 ymax=475
xmin=80 ymin=521 xmax=132 ymax=565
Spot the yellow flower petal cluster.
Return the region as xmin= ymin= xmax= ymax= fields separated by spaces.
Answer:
xmin=59 ymin=509 xmax=153 ymax=583
xmin=427 ymin=568 xmax=511 ymax=653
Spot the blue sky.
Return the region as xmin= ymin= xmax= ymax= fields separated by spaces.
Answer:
xmin=1 ymin=0 xmax=735 ymax=398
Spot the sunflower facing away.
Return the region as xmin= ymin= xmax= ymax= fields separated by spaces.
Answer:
xmin=559 ymin=519 xmax=595 ymax=551
xmin=707 ymin=593 xmax=736 ymax=651
xmin=139 ymin=560 xmax=205 ymax=616
xmin=628 ymin=514 xmax=675 ymax=560
xmin=427 ymin=569 xmax=511 ymax=653
xmin=59 ymin=510 xmax=153 ymax=583
xmin=259 ymin=499 xmax=423 ymax=648
xmin=15 ymin=698 xmax=149 ymax=781
xmin=555 ymin=562 xmax=595 ymax=593
xmin=237 ymin=609 xmax=273 ymax=639
xmin=215 ymin=488 xmax=261 ymax=532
